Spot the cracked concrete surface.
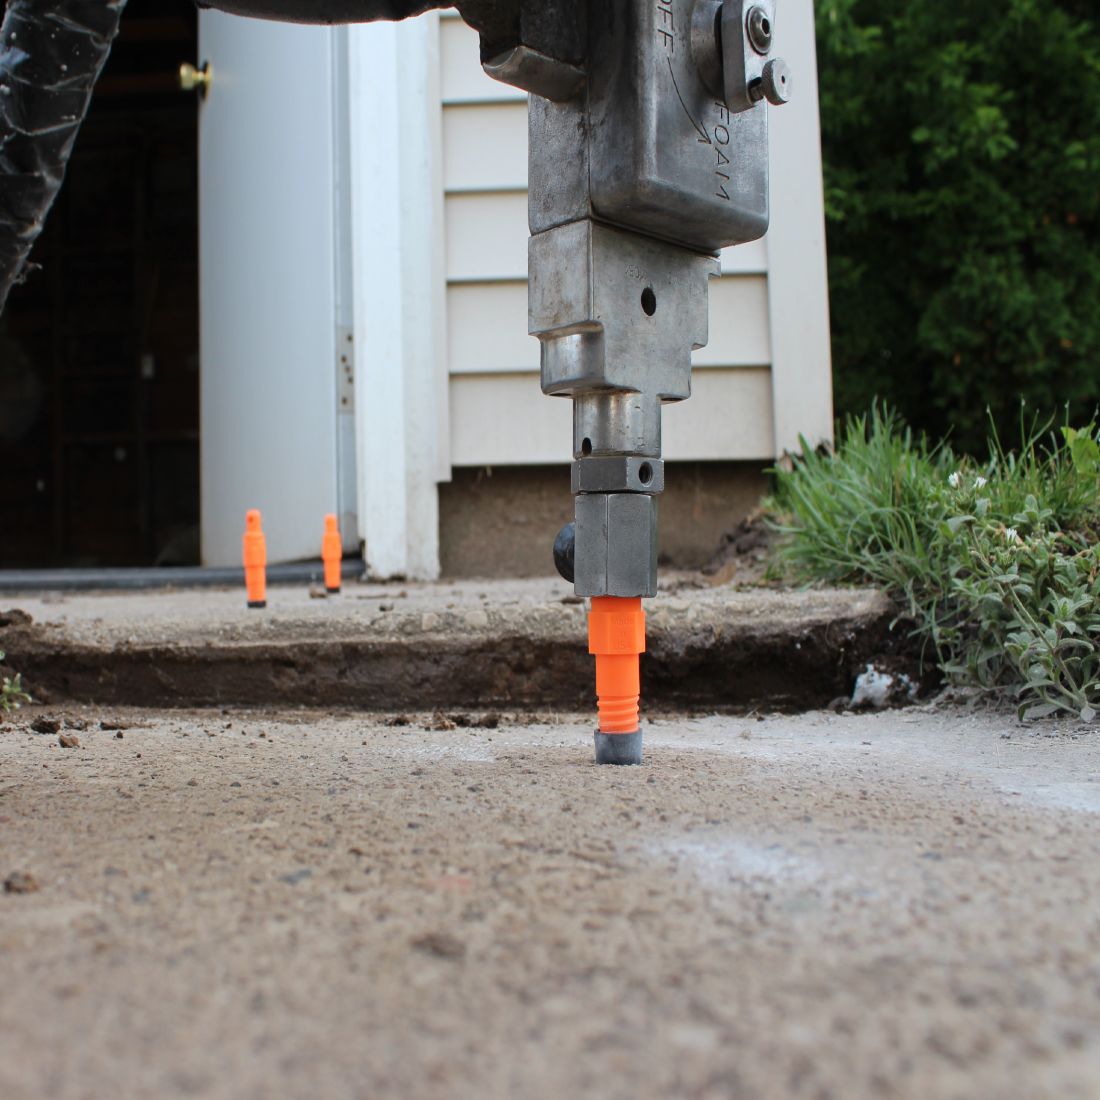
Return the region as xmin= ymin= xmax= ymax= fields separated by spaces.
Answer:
xmin=0 ymin=580 xmax=904 ymax=711
xmin=1 ymin=703 xmax=1098 ymax=1099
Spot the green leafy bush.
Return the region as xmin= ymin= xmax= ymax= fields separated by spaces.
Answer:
xmin=817 ymin=0 xmax=1100 ymax=453
xmin=769 ymin=407 xmax=1100 ymax=720
xmin=1 ymin=650 xmax=31 ymax=713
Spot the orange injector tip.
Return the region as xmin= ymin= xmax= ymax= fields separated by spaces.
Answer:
xmin=587 ymin=596 xmax=645 ymax=765
xmin=321 ymin=513 xmax=342 ymax=594
xmin=242 ymin=509 xmax=267 ymax=609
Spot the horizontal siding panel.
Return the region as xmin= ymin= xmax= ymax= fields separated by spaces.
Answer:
xmin=445 ymin=203 xmax=767 ymax=281
xmin=664 ymin=368 xmax=775 ymax=460
xmin=447 ymin=197 xmax=767 ymax=282
xmin=450 ymin=277 xmax=771 ymax=374
xmin=692 ymin=275 xmax=771 ymax=367
xmin=719 ymin=237 xmax=768 ymax=274
xmin=443 ymin=101 xmax=528 ymax=192
xmin=441 ymin=16 xmax=526 ymax=104
xmin=450 ymin=368 xmax=774 ymax=466
xmin=445 ymin=192 xmax=528 ymax=282
xmin=448 ymin=281 xmax=535 ymax=373
xmin=450 ymin=373 xmax=571 ymax=465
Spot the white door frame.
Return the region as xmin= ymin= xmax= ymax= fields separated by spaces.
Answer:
xmin=765 ymin=0 xmax=833 ymax=456
xmin=347 ymin=14 xmax=450 ymax=581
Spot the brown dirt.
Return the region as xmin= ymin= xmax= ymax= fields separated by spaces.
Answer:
xmin=699 ymin=512 xmax=777 ymax=586
xmin=1 ymin=703 xmax=1099 ymax=1099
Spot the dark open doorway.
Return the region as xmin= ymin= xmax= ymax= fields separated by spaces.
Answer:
xmin=0 ymin=0 xmax=200 ymax=567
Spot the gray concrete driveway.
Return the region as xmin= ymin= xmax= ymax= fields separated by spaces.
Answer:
xmin=1 ymin=705 xmax=1098 ymax=1099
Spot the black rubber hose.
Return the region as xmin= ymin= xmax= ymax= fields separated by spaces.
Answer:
xmin=0 ymin=0 xmax=127 ymax=315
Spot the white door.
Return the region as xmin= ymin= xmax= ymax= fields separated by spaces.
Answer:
xmin=197 ymin=12 xmax=351 ymax=566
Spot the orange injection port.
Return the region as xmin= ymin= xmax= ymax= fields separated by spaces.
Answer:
xmin=242 ymin=509 xmax=267 ymax=609
xmin=587 ymin=595 xmax=645 ymax=764
xmin=321 ymin=514 xmax=342 ymax=594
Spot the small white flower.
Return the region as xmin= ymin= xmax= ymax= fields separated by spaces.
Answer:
xmin=973 ymin=476 xmax=987 ymax=489
xmin=948 ymin=471 xmax=961 ymax=488
xmin=1005 ymin=527 xmax=1019 ymax=542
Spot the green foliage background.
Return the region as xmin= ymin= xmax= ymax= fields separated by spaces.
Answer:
xmin=816 ymin=0 xmax=1100 ymax=454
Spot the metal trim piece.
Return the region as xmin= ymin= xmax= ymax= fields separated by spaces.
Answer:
xmin=483 ymin=45 xmax=584 ymax=102
xmin=594 ymin=730 xmax=643 ymax=765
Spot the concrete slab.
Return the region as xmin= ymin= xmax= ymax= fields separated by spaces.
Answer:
xmin=0 ymin=578 xmax=905 ymax=712
xmin=1 ymin=704 xmax=1097 ymax=1099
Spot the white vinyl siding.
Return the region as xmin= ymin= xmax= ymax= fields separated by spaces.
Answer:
xmin=443 ymin=101 xmax=528 ymax=191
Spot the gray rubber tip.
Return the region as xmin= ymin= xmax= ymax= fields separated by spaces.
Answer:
xmin=594 ymin=730 xmax=643 ymax=765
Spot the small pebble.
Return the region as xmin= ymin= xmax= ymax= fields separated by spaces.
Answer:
xmin=4 ymin=871 xmax=39 ymax=894
xmin=411 ymin=931 xmax=465 ymax=959
xmin=58 ymin=733 xmax=80 ymax=749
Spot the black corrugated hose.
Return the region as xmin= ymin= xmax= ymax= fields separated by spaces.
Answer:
xmin=0 ymin=0 xmax=127 ymax=315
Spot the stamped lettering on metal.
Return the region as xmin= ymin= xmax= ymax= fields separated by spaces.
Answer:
xmin=712 ymin=101 xmax=732 ymax=201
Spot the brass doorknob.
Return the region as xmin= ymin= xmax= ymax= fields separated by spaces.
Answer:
xmin=179 ymin=61 xmax=211 ymax=97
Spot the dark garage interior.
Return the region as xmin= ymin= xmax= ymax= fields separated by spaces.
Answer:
xmin=0 ymin=0 xmax=201 ymax=568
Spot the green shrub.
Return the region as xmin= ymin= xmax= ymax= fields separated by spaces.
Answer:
xmin=769 ymin=406 xmax=1100 ymax=720
xmin=0 ymin=650 xmax=31 ymax=713
xmin=817 ymin=0 xmax=1100 ymax=453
